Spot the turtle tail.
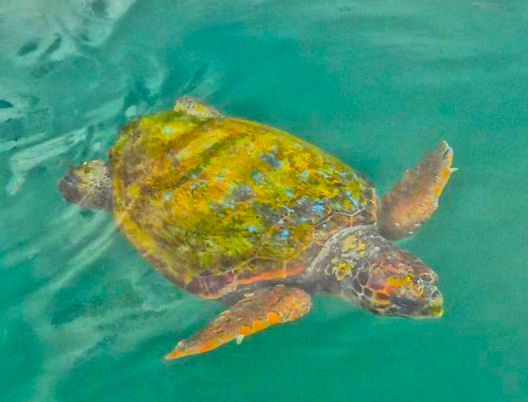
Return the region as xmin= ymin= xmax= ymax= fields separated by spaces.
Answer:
xmin=59 ymin=160 xmax=113 ymax=211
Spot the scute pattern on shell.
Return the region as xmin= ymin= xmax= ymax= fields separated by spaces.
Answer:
xmin=110 ymin=109 xmax=376 ymax=297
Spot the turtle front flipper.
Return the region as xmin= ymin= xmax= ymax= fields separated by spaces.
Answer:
xmin=165 ymin=285 xmax=311 ymax=360
xmin=378 ymin=141 xmax=456 ymax=240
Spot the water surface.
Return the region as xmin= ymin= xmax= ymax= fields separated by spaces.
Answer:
xmin=1 ymin=1 xmax=527 ymax=401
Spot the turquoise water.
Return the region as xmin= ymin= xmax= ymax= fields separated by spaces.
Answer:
xmin=1 ymin=1 xmax=527 ymax=401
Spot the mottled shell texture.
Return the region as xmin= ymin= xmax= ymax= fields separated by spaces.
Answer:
xmin=110 ymin=108 xmax=376 ymax=297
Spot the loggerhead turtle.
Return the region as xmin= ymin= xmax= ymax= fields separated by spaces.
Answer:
xmin=59 ymin=97 xmax=455 ymax=360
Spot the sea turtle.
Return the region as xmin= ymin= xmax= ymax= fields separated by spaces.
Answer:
xmin=59 ymin=97 xmax=455 ymax=360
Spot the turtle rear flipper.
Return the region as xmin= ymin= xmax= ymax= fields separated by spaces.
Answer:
xmin=59 ymin=160 xmax=112 ymax=211
xmin=165 ymin=285 xmax=311 ymax=360
xmin=378 ymin=141 xmax=455 ymax=240
xmin=173 ymin=96 xmax=222 ymax=119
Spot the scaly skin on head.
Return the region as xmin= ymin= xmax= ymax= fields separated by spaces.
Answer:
xmin=59 ymin=160 xmax=113 ymax=211
xmin=305 ymin=225 xmax=443 ymax=318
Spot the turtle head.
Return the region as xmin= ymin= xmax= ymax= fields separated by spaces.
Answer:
xmin=59 ymin=160 xmax=112 ymax=211
xmin=327 ymin=226 xmax=443 ymax=319
xmin=353 ymin=248 xmax=444 ymax=319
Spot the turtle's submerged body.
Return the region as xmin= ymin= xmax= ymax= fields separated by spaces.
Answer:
xmin=60 ymin=98 xmax=455 ymax=360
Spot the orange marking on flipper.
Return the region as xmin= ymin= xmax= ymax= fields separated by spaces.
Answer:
xmin=198 ymin=340 xmax=218 ymax=353
xmin=267 ymin=311 xmax=281 ymax=324
xmin=165 ymin=350 xmax=186 ymax=360
xmin=252 ymin=320 xmax=266 ymax=331
xmin=441 ymin=167 xmax=451 ymax=180
xmin=240 ymin=326 xmax=252 ymax=336
xmin=434 ymin=167 xmax=453 ymax=196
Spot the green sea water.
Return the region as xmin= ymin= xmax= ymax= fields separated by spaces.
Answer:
xmin=1 ymin=1 xmax=527 ymax=401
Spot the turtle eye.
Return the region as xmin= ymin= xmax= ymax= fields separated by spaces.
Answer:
xmin=420 ymin=272 xmax=438 ymax=285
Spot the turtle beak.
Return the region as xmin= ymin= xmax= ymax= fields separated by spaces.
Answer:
xmin=421 ymin=289 xmax=444 ymax=318
xmin=390 ymin=287 xmax=444 ymax=318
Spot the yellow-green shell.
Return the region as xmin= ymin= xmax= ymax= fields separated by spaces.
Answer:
xmin=110 ymin=109 xmax=376 ymax=297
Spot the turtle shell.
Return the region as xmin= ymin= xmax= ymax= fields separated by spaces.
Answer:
xmin=110 ymin=109 xmax=376 ymax=298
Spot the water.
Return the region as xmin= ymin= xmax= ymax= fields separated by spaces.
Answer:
xmin=1 ymin=1 xmax=527 ymax=401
